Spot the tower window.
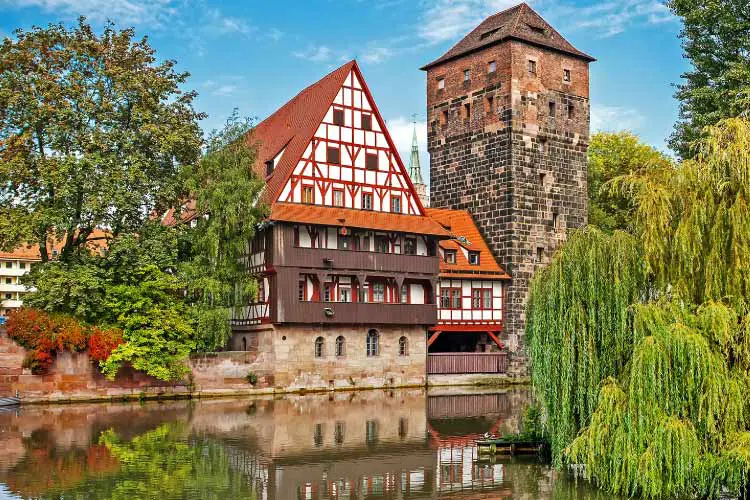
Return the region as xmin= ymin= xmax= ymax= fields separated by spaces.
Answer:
xmin=314 ymin=337 xmax=324 ymax=358
xmin=536 ymin=247 xmax=544 ymax=263
xmin=366 ymin=153 xmax=378 ymax=171
xmin=539 ymin=137 xmax=548 ymax=154
xmin=563 ymin=69 xmax=571 ymax=82
xmin=540 ymin=172 xmax=547 ymax=184
xmin=327 ymin=146 xmax=340 ymax=164
xmin=567 ymin=103 xmax=575 ymax=119
xmin=485 ymin=95 xmax=494 ymax=114
xmin=463 ymin=103 xmax=471 ymax=120
xmin=333 ymin=108 xmax=345 ymax=126
xmin=463 ymin=69 xmax=470 ymax=82
xmin=440 ymin=109 xmax=449 ymax=126
xmin=487 ymin=60 xmax=496 ymax=74
xmin=527 ymin=60 xmax=537 ymax=76
xmin=549 ymin=101 xmax=556 ymax=117
xmin=335 ymin=336 xmax=345 ymax=357
xmin=553 ymin=212 xmax=560 ymax=230
xmin=361 ymin=114 xmax=372 ymax=130
xmin=437 ymin=77 xmax=445 ymax=90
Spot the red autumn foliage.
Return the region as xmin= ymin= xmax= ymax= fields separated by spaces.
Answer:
xmin=6 ymin=308 xmax=121 ymax=374
xmin=88 ymin=327 xmax=124 ymax=362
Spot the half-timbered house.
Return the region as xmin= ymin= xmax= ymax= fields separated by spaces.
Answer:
xmin=231 ymin=60 xmax=452 ymax=389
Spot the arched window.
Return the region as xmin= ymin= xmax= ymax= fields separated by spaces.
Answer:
xmin=398 ymin=336 xmax=408 ymax=356
xmin=366 ymin=329 xmax=379 ymax=357
xmin=314 ymin=336 xmax=324 ymax=358
xmin=335 ymin=336 xmax=345 ymax=357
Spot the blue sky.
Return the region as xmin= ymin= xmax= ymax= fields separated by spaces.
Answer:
xmin=0 ymin=0 xmax=688 ymax=180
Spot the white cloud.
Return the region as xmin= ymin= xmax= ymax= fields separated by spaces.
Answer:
xmin=543 ymin=0 xmax=675 ymax=38
xmin=202 ymin=77 xmax=243 ymax=97
xmin=205 ymin=8 xmax=254 ymax=36
xmin=2 ymin=0 xmax=177 ymax=27
xmin=385 ymin=116 xmax=429 ymax=181
xmin=293 ymin=45 xmax=334 ymax=62
xmin=362 ymin=47 xmax=393 ymax=64
xmin=418 ymin=0 xmax=524 ymax=45
xmin=591 ymin=104 xmax=645 ymax=132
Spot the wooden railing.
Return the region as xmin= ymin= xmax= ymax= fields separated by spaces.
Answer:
xmin=427 ymin=352 xmax=507 ymax=375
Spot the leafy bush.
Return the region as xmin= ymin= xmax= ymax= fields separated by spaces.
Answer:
xmin=246 ymin=372 xmax=258 ymax=385
xmin=7 ymin=308 xmax=122 ymax=374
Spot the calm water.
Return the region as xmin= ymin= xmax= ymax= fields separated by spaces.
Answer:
xmin=0 ymin=388 xmax=618 ymax=499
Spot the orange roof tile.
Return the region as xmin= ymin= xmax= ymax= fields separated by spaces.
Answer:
xmin=270 ymin=203 xmax=450 ymax=237
xmin=425 ymin=207 xmax=510 ymax=279
xmin=250 ymin=61 xmax=356 ymax=206
xmin=0 ymin=229 xmax=109 ymax=261
xmin=421 ymin=3 xmax=594 ymax=70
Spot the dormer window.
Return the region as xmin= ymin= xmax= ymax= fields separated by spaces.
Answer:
xmin=333 ymin=108 xmax=345 ymax=126
xmin=480 ymin=27 xmax=500 ymax=40
xmin=437 ymin=77 xmax=445 ymax=90
xmin=528 ymin=24 xmax=546 ymax=35
xmin=265 ymin=159 xmax=274 ymax=176
xmin=444 ymin=249 xmax=457 ymax=264
xmin=468 ymin=251 xmax=480 ymax=265
xmin=361 ymin=114 xmax=372 ymax=130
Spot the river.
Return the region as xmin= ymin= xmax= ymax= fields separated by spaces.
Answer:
xmin=0 ymin=387 xmax=618 ymax=499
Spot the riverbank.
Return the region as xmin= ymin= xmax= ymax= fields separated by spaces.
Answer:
xmin=1 ymin=331 xmax=527 ymax=404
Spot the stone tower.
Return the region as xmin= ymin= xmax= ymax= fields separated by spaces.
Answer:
xmin=408 ymin=118 xmax=430 ymax=207
xmin=422 ymin=3 xmax=594 ymax=357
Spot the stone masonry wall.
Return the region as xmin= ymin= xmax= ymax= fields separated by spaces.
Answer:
xmin=427 ymin=40 xmax=590 ymax=373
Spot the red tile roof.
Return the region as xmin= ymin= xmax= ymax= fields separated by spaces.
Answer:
xmin=0 ymin=229 xmax=109 ymax=261
xmin=270 ymin=203 xmax=451 ymax=237
xmin=250 ymin=61 xmax=356 ymax=206
xmin=425 ymin=208 xmax=510 ymax=279
xmin=421 ymin=3 xmax=594 ymax=70
xmin=161 ymin=199 xmax=199 ymax=227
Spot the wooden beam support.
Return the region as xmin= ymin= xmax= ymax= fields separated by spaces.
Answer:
xmin=427 ymin=330 xmax=442 ymax=347
xmin=487 ymin=331 xmax=504 ymax=350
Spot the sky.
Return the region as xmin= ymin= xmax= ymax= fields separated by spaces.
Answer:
xmin=0 ymin=0 xmax=689 ymax=183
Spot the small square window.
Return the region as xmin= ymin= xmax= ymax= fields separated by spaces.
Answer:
xmin=563 ymin=69 xmax=571 ymax=82
xmin=468 ymin=251 xmax=480 ymax=265
xmin=437 ymin=77 xmax=445 ymax=90
xmin=365 ymin=153 xmax=378 ymax=171
xmin=333 ymin=108 xmax=345 ymax=126
xmin=463 ymin=69 xmax=470 ymax=82
xmin=302 ymin=186 xmax=314 ymax=204
xmin=391 ymin=196 xmax=401 ymax=213
xmin=361 ymin=114 xmax=372 ymax=130
xmin=487 ymin=60 xmax=496 ymax=74
xmin=444 ymin=250 xmax=457 ymax=264
xmin=528 ymin=59 xmax=537 ymax=76
xmin=362 ymin=193 xmax=373 ymax=210
xmin=333 ymin=189 xmax=344 ymax=207
xmin=327 ymin=146 xmax=340 ymax=164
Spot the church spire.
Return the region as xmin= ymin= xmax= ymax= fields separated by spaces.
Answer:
xmin=407 ymin=115 xmax=429 ymax=207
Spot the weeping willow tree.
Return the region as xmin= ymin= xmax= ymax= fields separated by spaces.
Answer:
xmin=528 ymin=118 xmax=750 ymax=498
xmin=526 ymin=227 xmax=648 ymax=464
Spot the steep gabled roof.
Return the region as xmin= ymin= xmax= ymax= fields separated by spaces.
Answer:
xmin=250 ymin=61 xmax=356 ymax=205
xmin=420 ymin=3 xmax=594 ymax=70
xmin=426 ymin=208 xmax=510 ymax=279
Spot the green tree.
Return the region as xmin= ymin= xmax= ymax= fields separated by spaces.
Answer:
xmin=179 ymin=113 xmax=267 ymax=351
xmin=667 ymin=0 xmax=750 ymax=158
xmin=0 ymin=19 xmax=203 ymax=261
xmin=588 ymin=131 xmax=672 ymax=233
xmin=528 ymin=118 xmax=750 ymax=498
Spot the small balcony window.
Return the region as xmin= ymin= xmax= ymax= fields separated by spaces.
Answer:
xmin=404 ymin=238 xmax=416 ymax=255
xmin=372 ymin=283 xmax=385 ymax=303
xmin=375 ymin=235 xmax=389 ymax=253
xmin=400 ymin=284 xmax=409 ymax=304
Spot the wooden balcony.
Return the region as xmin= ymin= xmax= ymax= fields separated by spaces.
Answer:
xmin=427 ymin=352 xmax=507 ymax=375
xmin=277 ymin=246 xmax=439 ymax=276
xmin=276 ymin=300 xmax=437 ymax=325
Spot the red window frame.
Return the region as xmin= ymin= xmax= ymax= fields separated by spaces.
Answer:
xmin=440 ymin=287 xmax=462 ymax=309
xmin=332 ymin=108 xmax=345 ymax=126
xmin=365 ymin=153 xmax=378 ymax=171
xmin=361 ymin=113 xmax=372 ymax=130
xmin=326 ymin=146 xmax=341 ymax=164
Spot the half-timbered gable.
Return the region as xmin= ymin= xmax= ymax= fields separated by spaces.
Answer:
xmin=276 ymin=66 xmax=423 ymax=215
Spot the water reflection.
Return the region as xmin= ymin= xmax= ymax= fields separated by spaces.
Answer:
xmin=0 ymin=389 xmax=619 ymax=499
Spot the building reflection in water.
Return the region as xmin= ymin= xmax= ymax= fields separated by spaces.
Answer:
xmin=0 ymin=388 xmax=613 ymax=500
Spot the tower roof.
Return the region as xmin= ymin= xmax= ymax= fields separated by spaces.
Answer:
xmin=420 ymin=3 xmax=594 ymax=70
xmin=408 ymin=119 xmax=424 ymax=185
